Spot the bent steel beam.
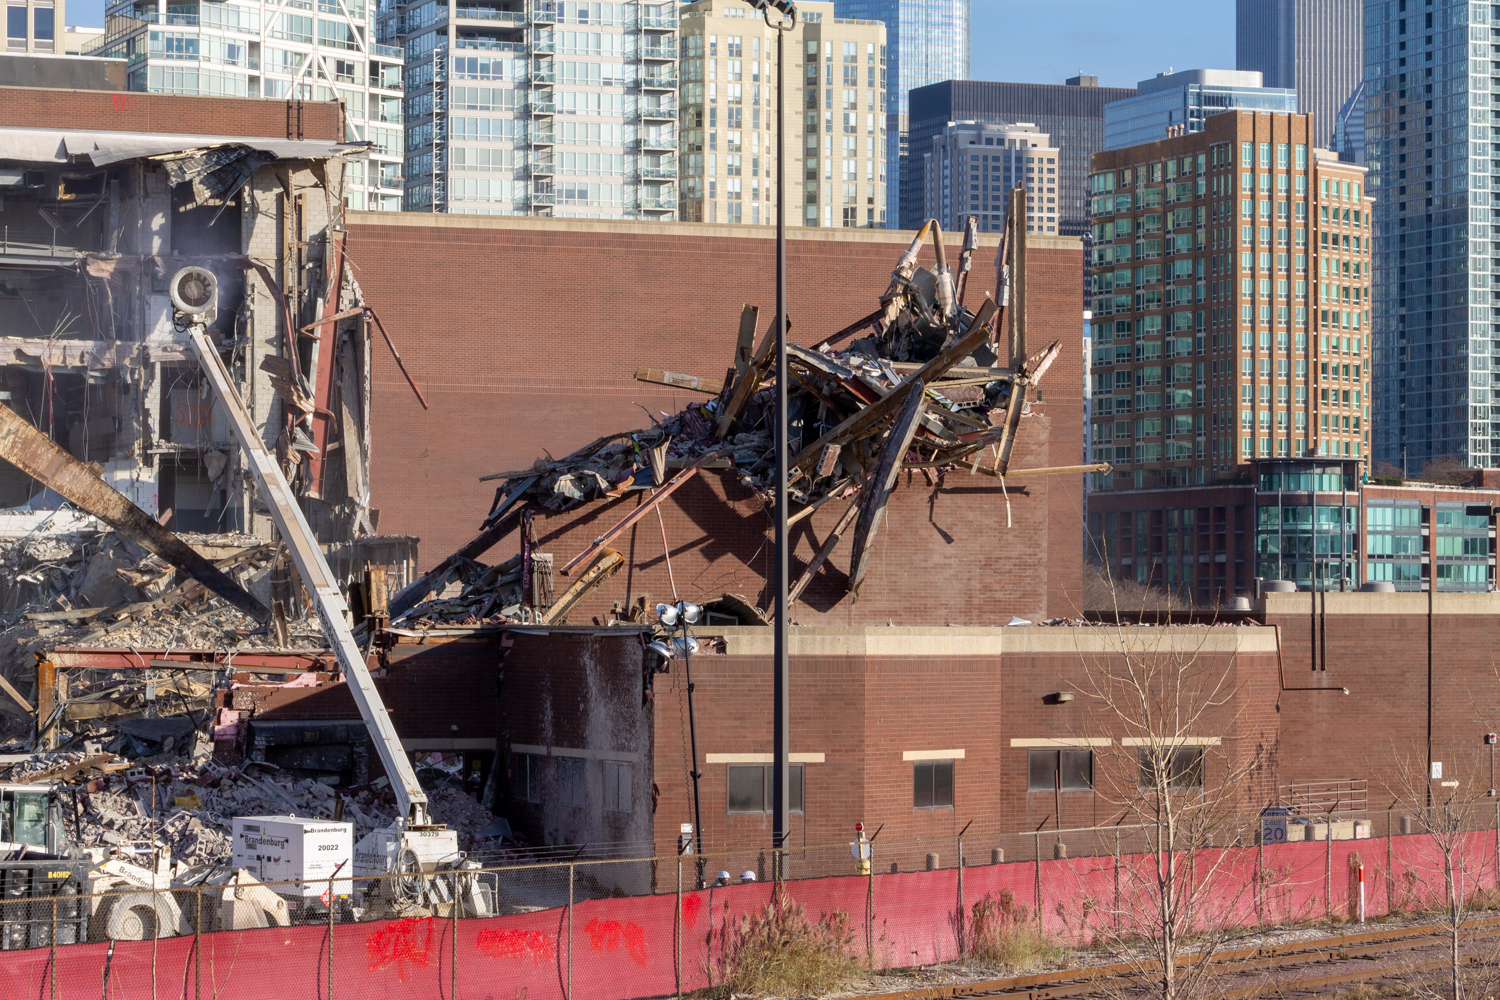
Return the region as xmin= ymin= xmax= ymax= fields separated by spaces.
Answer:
xmin=0 ymin=403 xmax=270 ymax=623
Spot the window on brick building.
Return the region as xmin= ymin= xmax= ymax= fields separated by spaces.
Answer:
xmin=1137 ymin=747 xmax=1203 ymax=790
xmin=602 ymin=760 xmax=633 ymax=813
xmin=558 ymin=755 xmax=585 ymax=807
xmin=513 ymin=753 xmax=542 ymax=803
xmin=1026 ymin=749 xmax=1094 ymax=792
xmin=912 ymin=760 xmax=954 ymax=809
xmin=727 ymin=764 xmax=804 ymax=813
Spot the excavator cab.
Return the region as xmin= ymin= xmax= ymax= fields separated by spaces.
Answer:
xmin=0 ymin=786 xmax=62 ymax=857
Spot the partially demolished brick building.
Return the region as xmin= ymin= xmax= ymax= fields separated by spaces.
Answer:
xmin=0 ymin=88 xmax=399 ymax=594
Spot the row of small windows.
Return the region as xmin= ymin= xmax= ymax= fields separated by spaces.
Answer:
xmin=516 ymin=750 xmax=1210 ymax=815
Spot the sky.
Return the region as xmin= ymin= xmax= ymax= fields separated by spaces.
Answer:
xmin=67 ymin=0 xmax=1239 ymax=87
xmin=969 ymin=0 xmax=1236 ymax=90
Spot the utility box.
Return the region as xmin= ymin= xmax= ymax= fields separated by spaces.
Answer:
xmin=231 ymin=817 xmax=353 ymax=900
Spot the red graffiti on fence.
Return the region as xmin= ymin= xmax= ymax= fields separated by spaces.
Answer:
xmin=366 ymin=917 xmax=434 ymax=979
xmin=583 ymin=918 xmax=648 ymax=967
xmin=477 ymin=927 xmax=557 ymax=965
xmin=682 ymin=893 xmax=704 ymax=926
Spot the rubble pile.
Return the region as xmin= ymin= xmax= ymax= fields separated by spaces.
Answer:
xmin=34 ymin=756 xmax=502 ymax=866
xmin=0 ymin=521 xmax=294 ymax=655
xmin=397 ymin=218 xmax=1064 ymax=626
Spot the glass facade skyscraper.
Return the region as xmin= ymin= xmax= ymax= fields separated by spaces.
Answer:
xmin=1364 ymin=0 xmax=1497 ymax=470
xmin=1103 ymin=69 xmax=1297 ymax=151
xmin=383 ymin=0 xmax=680 ymax=218
xmin=1236 ymin=0 xmax=1363 ymax=153
xmin=90 ymin=0 xmax=404 ymax=210
xmin=833 ymin=0 xmax=968 ymax=228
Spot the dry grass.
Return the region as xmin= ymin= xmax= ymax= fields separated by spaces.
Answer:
xmin=1333 ymin=984 xmax=1411 ymax=1000
xmin=966 ymin=891 xmax=1064 ymax=971
xmin=706 ymin=891 xmax=861 ymax=998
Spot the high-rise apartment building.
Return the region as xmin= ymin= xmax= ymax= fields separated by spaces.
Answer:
xmin=1364 ymin=2 xmax=1498 ymax=470
xmin=384 ymin=0 xmax=679 ymax=218
xmin=920 ymin=120 xmax=1056 ymax=234
xmin=1103 ymin=69 xmax=1297 ymax=151
xmin=1236 ymin=0 xmax=1362 ymax=152
xmin=7 ymin=0 xmax=61 ymax=51
xmin=678 ymin=0 xmax=885 ymax=227
xmin=905 ymin=77 xmax=1134 ymax=235
xmin=90 ymin=0 xmax=404 ymax=210
xmin=1087 ymin=111 xmax=1372 ymax=492
xmin=832 ymin=0 xmax=967 ymax=228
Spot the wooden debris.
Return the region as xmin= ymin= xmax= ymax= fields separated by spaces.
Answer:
xmin=395 ymin=208 xmax=1060 ymax=624
xmin=788 ymin=492 xmax=862 ymax=605
xmin=541 ymin=549 xmax=624 ymax=625
xmin=849 ymin=381 xmax=928 ymax=600
xmin=635 ymin=368 xmax=725 ymax=394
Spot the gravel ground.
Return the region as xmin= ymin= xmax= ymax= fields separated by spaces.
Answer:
xmin=814 ymin=910 xmax=1482 ymax=1000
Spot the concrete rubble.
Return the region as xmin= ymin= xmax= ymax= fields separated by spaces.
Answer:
xmin=1 ymin=751 xmax=502 ymax=868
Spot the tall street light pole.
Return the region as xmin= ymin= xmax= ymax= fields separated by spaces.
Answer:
xmin=753 ymin=0 xmax=796 ymax=882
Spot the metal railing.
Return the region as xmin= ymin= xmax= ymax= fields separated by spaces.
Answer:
xmin=454 ymin=6 xmax=524 ymax=21
xmin=455 ymin=35 xmax=523 ymax=51
xmin=1281 ymin=778 xmax=1369 ymax=818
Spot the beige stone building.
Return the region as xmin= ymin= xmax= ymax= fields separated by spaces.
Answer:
xmin=921 ymin=120 xmax=1059 ymax=236
xmin=678 ymin=0 xmax=885 ymax=228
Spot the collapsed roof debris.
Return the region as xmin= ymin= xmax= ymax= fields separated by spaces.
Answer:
xmin=393 ymin=211 xmax=1101 ymax=627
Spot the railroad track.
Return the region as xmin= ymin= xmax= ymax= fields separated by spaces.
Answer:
xmin=853 ymin=918 xmax=1500 ymax=1000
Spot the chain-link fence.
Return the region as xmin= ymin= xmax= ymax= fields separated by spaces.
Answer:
xmin=0 ymin=807 xmax=1495 ymax=999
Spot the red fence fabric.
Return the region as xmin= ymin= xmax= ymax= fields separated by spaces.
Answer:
xmin=7 ymin=830 xmax=1494 ymax=1000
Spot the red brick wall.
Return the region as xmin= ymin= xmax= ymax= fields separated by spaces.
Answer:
xmin=0 ymin=88 xmax=341 ymax=139
xmin=650 ymin=632 xmax=1280 ymax=861
xmin=1266 ymin=594 xmax=1500 ymax=822
xmin=347 ymin=214 xmax=1086 ymax=625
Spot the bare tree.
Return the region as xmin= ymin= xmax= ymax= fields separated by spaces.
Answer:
xmin=1072 ymin=569 xmax=1269 ymax=1000
xmin=1385 ymin=745 xmax=1500 ymax=1000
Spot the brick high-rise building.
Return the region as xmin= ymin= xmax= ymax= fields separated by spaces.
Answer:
xmin=1087 ymin=110 xmax=1373 ymax=494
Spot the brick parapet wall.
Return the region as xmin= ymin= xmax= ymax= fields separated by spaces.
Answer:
xmin=0 ymin=87 xmax=341 ymax=139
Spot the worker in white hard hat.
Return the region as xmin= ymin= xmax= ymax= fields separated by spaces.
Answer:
xmin=741 ymin=870 xmax=757 ymax=882
xmin=716 ymin=871 xmax=731 ymax=886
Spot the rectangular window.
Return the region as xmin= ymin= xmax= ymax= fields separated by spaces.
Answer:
xmin=726 ymin=764 xmax=805 ymax=813
xmin=602 ymin=760 xmax=632 ymax=813
xmin=1137 ymin=747 xmax=1204 ymax=789
xmin=912 ymin=760 xmax=955 ymax=808
xmin=1026 ymin=749 xmax=1094 ymax=792
xmin=558 ymin=755 xmax=585 ymax=807
xmin=513 ymin=752 xmax=542 ymax=803
xmin=6 ymin=5 xmax=24 ymax=38
xmin=32 ymin=5 xmax=51 ymax=40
